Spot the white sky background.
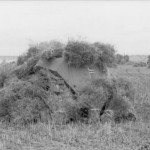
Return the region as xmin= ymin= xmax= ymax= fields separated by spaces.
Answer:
xmin=0 ymin=1 xmax=150 ymax=56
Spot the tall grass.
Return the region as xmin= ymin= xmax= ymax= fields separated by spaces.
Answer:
xmin=0 ymin=63 xmax=150 ymax=149
xmin=0 ymin=121 xmax=149 ymax=150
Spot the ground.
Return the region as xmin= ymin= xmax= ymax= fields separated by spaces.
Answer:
xmin=0 ymin=64 xmax=150 ymax=150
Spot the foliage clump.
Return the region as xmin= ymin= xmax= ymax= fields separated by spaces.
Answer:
xmin=112 ymin=77 xmax=135 ymax=101
xmin=41 ymin=50 xmax=53 ymax=62
xmin=64 ymin=100 xmax=91 ymax=124
xmin=0 ymin=72 xmax=8 ymax=89
xmin=64 ymin=41 xmax=95 ymax=68
xmin=41 ymin=49 xmax=63 ymax=62
xmin=0 ymin=78 xmax=52 ymax=125
xmin=147 ymin=55 xmax=150 ymax=67
xmin=93 ymin=42 xmax=116 ymax=68
xmin=38 ymin=40 xmax=65 ymax=51
xmin=80 ymin=78 xmax=113 ymax=110
xmin=0 ymin=57 xmax=56 ymax=125
xmin=134 ymin=62 xmax=147 ymax=67
xmin=64 ymin=40 xmax=116 ymax=74
xmin=15 ymin=56 xmax=40 ymax=79
xmin=17 ymin=54 xmax=27 ymax=66
xmin=61 ymin=78 xmax=112 ymax=124
xmin=17 ymin=47 xmax=40 ymax=66
xmin=64 ymin=77 xmax=136 ymax=124
xmin=108 ymin=96 xmax=136 ymax=123
xmin=0 ymin=63 xmax=16 ymax=88
xmin=52 ymin=48 xmax=63 ymax=58
xmin=116 ymin=54 xmax=130 ymax=64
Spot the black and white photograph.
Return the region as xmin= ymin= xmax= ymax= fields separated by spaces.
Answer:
xmin=0 ymin=0 xmax=150 ymax=149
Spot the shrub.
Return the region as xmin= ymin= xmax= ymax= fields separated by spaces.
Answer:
xmin=76 ymin=77 xmax=135 ymax=123
xmin=116 ymin=54 xmax=130 ymax=64
xmin=100 ymin=109 xmax=114 ymax=124
xmin=64 ymin=40 xmax=95 ymax=67
xmin=107 ymin=95 xmax=136 ymax=123
xmin=15 ymin=56 xmax=40 ymax=79
xmin=0 ymin=72 xmax=7 ymax=88
xmin=134 ymin=62 xmax=147 ymax=67
xmin=26 ymin=55 xmax=39 ymax=68
xmin=41 ymin=50 xmax=53 ymax=62
xmin=64 ymin=41 xmax=115 ymax=71
xmin=0 ymin=59 xmax=58 ymax=125
xmin=93 ymin=42 xmax=116 ymax=67
xmin=38 ymin=40 xmax=65 ymax=51
xmin=147 ymin=55 xmax=150 ymax=66
xmin=41 ymin=48 xmax=63 ymax=62
xmin=80 ymin=78 xmax=114 ymax=110
xmin=28 ymin=67 xmax=51 ymax=91
xmin=0 ymin=80 xmax=52 ymax=125
xmin=112 ymin=77 xmax=135 ymax=101
xmin=64 ymin=100 xmax=91 ymax=124
xmin=63 ymin=78 xmax=114 ymax=124
xmin=0 ymin=63 xmax=16 ymax=88
xmin=94 ymin=55 xmax=108 ymax=73
xmin=11 ymin=97 xmax=48 ymax=125
xmin=52 ymin=48 xmax=63 ymax=58
xmin=17 ymin=47 xmax=40 ymax=66
xmin=14 ymin=64 xmax=27 ymax=79
xmin=26 ymin=47 xmax=40 ymax=58
xmin=17 ymin=54 xmax=27 ymax=65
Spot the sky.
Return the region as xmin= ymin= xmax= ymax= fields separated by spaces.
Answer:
xmin=0 ymin=1 xmax=150 ymax=56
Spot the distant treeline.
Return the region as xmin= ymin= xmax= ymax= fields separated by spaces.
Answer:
xmin=115 ymin=54 xmax=129 ymax=64
xmin=147 ymin=55 xmax=150 ymax=68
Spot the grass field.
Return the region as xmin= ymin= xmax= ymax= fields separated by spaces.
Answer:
xmin=129 ymin=55 xmax=148 ymax=63
xmin=0 ymin=64 xmax=150 ymax=150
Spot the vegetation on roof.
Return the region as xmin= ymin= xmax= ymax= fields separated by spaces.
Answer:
xmin=64 ymin=41 xmax=95 ymax=67
xmin=41 ymin=48 xmax=63 ymax=62
xmin=17 ymin=40 xmax=118 ymax=71
xmin=64 ymin=40 xmax=116 ymax=70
